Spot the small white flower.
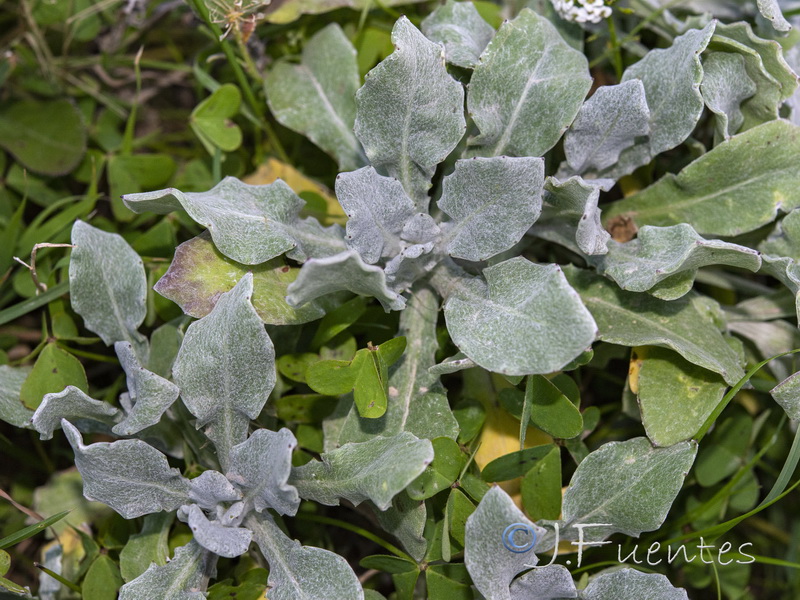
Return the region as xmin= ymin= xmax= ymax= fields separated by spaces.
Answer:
xmin=551 ymin=0 xmax=612 ymax=24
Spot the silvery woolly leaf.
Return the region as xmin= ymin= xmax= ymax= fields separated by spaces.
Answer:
xmin=429 ymin=352 xmax=477 ymax=376
xmin=335 ymin=166 xmax=416 ymax=264
xmin=468 ymin=9 xmax=591 ymax=158
xmin=265 ymin=24 xmax=365 ymax=171
xmin=602 ymin=23 xmax=715 ymax=180
xmin=286 ymin=250 xmax=407 ymax=312
xmin=509 ymin=564 xmax=577 ymax=599
xmin=590 ymin=224 xmax=761 ymax=298
xmin=438 ymin=156 xmax=544 ymax=262
xmin=290 ymin=432 xmax=433 ymax=510
xmin=355 ymin=17 xmax=466 ymax=210
xmin=756 ymin=0 xmax=791 ymax=33
xmin=401 ymin=213 xmax=440 ymax=244
xmin=31 ymin=386 xmax=121 ymax=441
xmin=421 ymin=0 xmax=495 ymax=69
xmin=370 ymin=492 xmax=428 ymax=562
xmin=247 ymin=513 xmax=363 ymax=600
xmin=0 ymin=365 xmax=34 ymax=428
xmin=561 ymin=437 xmax=697 ymax=543
xmin=439 ymin=258 xmax=597 ymax=376
xmin=173 ymin=273 xmax=276 ymax=469
xmin=123 ymin=177 xmax=307 ymax=265
xmin=535 ymin=176 xmax=610 ymax=256
xmin=770 ymin=370 xmax=800 ymax=420
xmin=62 ymin=420 xmax=191 ymax=519
xmin=700 ymin=52 xmax=756 ymax=139
xmin=564 ymin=266 xmax=745 ymax=384
xmin=112 ymin=341 xmax=180 ymax=436
xmin=179 ymin=504 xmax=252 ymax=558
xmin=710 ymin=23 xmax=797 ymax=131
xmin=759 ymin=256 xmax=800 ymax=324
xmin=760 ymin=208 xmax=800 ymax=260
xmin=564 ymin=80 xmax=650 ymax=174
xmin=227 ymin=428 xmax=300 ymax=516
xmin=69 ymin=220 xmax=148 ymax=359
xmin=580 ymin=568 xmax=688 ymax=599
xmin=464 ymin=486 xmax=547 ymax=600
xmin=603 ymin=120 xmax=800 ymax=237
xmin=384 ymin=243 xmax=439 ymax=292
xmin=324 ymin=286 xmax=459 ymax=447
xmin=188 ymin=470 xmax=242 ymax=509
xmin=119 ymin=541 xmax=211 ymax=600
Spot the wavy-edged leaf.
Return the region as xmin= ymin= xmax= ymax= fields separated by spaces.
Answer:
xmin=564 ymin=266 xmax=744 ymax=384
xmin=179 ymin=504 xmax=252 ymax=558
xmin=355 ymin=16 xmax=466 ymax=209
xmin=290 ymin=432 xmax=433 ymax=510
xmin=247 ymin=513 xmax=363 ymax=600
xmin=112 ymin=341 xmax=179 ymax=436
xmin=464 ymin=486 xmax=546 ymax=600
xmin=468 ymin=9 xmax=589 ymax=159
xmin=421 ymin=0 xmax=495 ymax=68
xmin=265 ymin=23 xmax=365 ymax=171
xmin=581 ymin=568 xmax=688 ymax=599
xmin=564 ymin=80 xmax=650 ymax=174
xmin=286 ymin=250 xmax=406 ymax=312
xmin=0 ymin=365 xmax=33 ymax=428
xmin=123 ymin=177 xmax=343 ymax=265
xmin=604 ymin=120 xmax=800 ymax=236
xmin=589 ymin=224 xmax=761 ymax=299
xmin=335 ymin=166 xmax=415 ymax=264
xmin=154 ymin=232 xmax=325 ymax=325
xmin=509 ymin=564 xmax=577 ymax=599
xmin=119 ymin=541 xmax=211 ymax=600
xmin=62 ymin=420 xmax=191 ymax=519
xmin=601 ymin=23 xmax=715 ymax=179
xmin=31 ymin=387 xmax=121 ymax=440
xmin=172 ymin=273 xmax=276 ymax=468
xmin=227 ymin=428 xmax=300 ymax=516
xmin=324 ymin=286 xmax=459 ymax=448
xmin=439 ymin=156 xmax=544 ymax=262
xmin=440 ymin=258 xmax=597 ymax=376
xmin=701 ymin=52 xmax=756 ymax=139
xmin=188 ymin=470 xmax=241 ymax=510
xmin=561 ymin=437 xmax=697 ymax=543
xmin=69 ymin=220 xmax=148 ymax=358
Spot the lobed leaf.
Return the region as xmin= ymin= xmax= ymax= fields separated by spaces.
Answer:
xmin=31 ymin=386 xmax=121 ymax=441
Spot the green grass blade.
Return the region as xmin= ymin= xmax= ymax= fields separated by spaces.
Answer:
xmin=760 ymin=422 xmax=800 ymax=508
xmin=0 ymin=281 xmax=69 ymax=327
xmin=0 ymin=510 xmax=71 ymax=550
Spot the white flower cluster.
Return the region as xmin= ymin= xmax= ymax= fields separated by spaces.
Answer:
xmin=551 ymin=0 xmax=612 ymax=23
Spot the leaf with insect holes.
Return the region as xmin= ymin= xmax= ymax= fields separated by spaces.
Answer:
xmin=265 ymin=23 xmax=365 ymax=171
xmin=123 ymin=177 xmax=345 ymax=265
xmin=289 ymin=432 xmax=433 ymax=510
xmin=62 ymin=420 xmax=191 ymax=519
xmin=355 ymin=16 xmax=465 ymax=209
xmin=438 ymin=156 xmax=544 ymax=262
xmin=468 ymin=9 xmax=591 ymax=158
xmin=247 ymin=512 xmax=363 ymax=600
xmin=172 ymin=273 xmax=276 ymax=468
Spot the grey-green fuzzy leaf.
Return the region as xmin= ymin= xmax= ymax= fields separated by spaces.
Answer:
xmin=0 ymin=365 xmax=34 ymax=428
xmin=771 ymin=371 xmax=800 ymax=420
xmin=468 ymin=9 xmax=591 ymax=158
xmin=580 ymin=568 xmax=688 ymax=599
xmin=32 ymin=386 xmax=121 ymax=441
xmin=123 ymin=178 xmax=307 ymax=265
xmin=564 ymin=266 xmax=745 ymax=384
xmin=701 ymin=52 xmax=757 ymax=139
xmin=265 ymin=23 xmax=365 ymax=171
xmin=589 ymin=224 xmax=761 ymax=297
xmin=290 ymin=432 xmax=433 ymax=510
xmin=355 ymin=16 xmax=465 ymax=210
xmin=188 ymin=470 xmax=242 ymax=509
xmin=421 ymin=0 xmax=495 ymax=69
xmin=173 ymin=274 xmax=275 ymax=468
xmin=62 ymin=420 xmax=191 ymax=519
xmin=464 ymin=486 xmax=547 ymax=600
xmin=180 ymin=504 xmax=252 ymax=558
xmin=562 ymin=437 xmax=697 ymax=542
xmin=335 ymin=166 xmax=416 ymax=264
xmin=69 ymin=220 xmax=148 ymax=359
xmin=112 ymin=341 xmax=180 ymax=436
xmin=247 ymin=513 xmax=363 ymax=600
xmin=509 ymin=564 xmax=577 ymax=599
xmin=227 ymin=428 xmax=300 ymax=516
xmin=756 ymin=0 xmax=791 ymax=33
xmin=439 ymin=156 xmax=544 ymax=262
xmin=440 ymin=258 xmax=597 ymax=376
xmin=119 ymin=541 xmax=211 ymax=600
xmin=286 ymin=250 xmax=407 ymax=311
xmin=564 ymin=80 xmax=650 ymax=174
